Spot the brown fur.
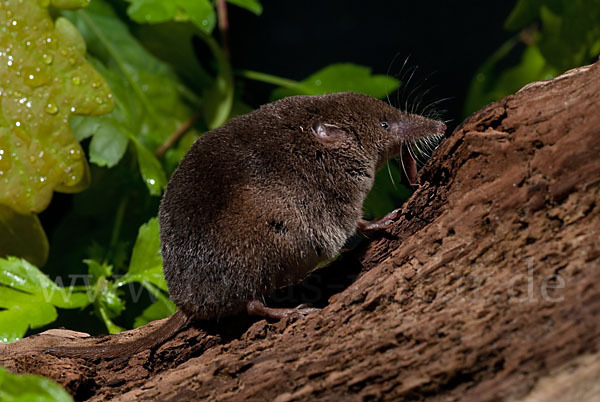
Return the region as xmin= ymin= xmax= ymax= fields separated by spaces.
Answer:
xmin=159 ymin=92 xmax=445 ymax=319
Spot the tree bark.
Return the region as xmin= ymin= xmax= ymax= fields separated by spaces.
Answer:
xmin=2 ymin=60 xmax=600 ymax=402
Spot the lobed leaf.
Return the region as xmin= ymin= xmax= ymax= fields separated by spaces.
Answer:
xmin=0 ymin=0 xmax=113 ymax=215
xmin=271 ymin=63 xmax=400 ymax=100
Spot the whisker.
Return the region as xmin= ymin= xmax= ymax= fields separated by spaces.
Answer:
xmin=386 ymin=158 xmax=398 ymax=190
xmin=386 ymin=52 xmax=403 ymax=107
xmin=403 ymin=65 xmax=419 ymax=112
xmin=421 ymin=97 xmax=454 ymax=117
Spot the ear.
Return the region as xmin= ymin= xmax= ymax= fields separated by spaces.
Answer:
xmin=311 ymin=121 xmax=348 ymax=144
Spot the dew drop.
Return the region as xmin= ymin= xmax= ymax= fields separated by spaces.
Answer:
xmin=14 ymin=121 xmax=21 ymax=127
xmin=39 ymin=176 xmax=47 ymax=182
xmin=91 ymin=81 xmax=98 ymax=88
xmin=148 ymin=179 xmax=156 ymax=185
xmin=95 ymin=96 xmax=104 ymax=104
xmin=71 ymin=76 xmax=80 ymax=85
xmin=42 ymin=53 xmax=53 ymax=64
xmin=45 ymin=102 xmax=58 ymax=115
xmin=29 ymin=155 xmax=35 ymax=163
xmin=67 ymin=147 xmax=82 ymax=161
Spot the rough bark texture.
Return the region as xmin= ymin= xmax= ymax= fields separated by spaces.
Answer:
xmin=2 ymin=60 xmax=600 ymax=401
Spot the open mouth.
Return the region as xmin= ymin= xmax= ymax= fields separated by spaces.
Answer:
xmin=401 ymin=144 xmax=419 ymax=185
xmin=398 ymin=133 xmax=445 ymax=185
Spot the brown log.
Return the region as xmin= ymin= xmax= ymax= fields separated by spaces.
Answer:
xmin=2 ymin=60 xmax=600 ymax=401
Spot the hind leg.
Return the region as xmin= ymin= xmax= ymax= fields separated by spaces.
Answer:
xmin=246 ymin=300 xmax=319 ymax=320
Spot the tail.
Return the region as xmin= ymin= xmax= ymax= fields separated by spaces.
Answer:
xmin=45 ymin=310 xmax=190 ymax=359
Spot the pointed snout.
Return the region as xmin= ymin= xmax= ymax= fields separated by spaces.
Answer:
xmin=436 ymin=122 xmax=447 ymax=135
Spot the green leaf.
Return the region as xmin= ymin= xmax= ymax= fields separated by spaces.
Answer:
xmin=127 ymin=218 xmax=161 ymax=275
xmin=0 ymin=256 xmax=90 ymax=308
xmin=227 ymin=0 xmax=263 ymax=15
xmin=133 ymin=282 xmax=176 ymax=327
xmin=201 ymin=36 xmax=234 ymax=129
xmin=118 ymin=218 xmax=167 ymax=291
xmin=126 ymin=0 xmax=178 ymax=24
xmin=98 ymin=301 xmax=125 ymax=334
xmin=62 ymin=0 xmax=199 ymax=194
xmin=134 ymin=22 xmax=212 ymax=95
xmin=131 ymin=137 xmax=167 ymax=196
xmin=0 ymin=303 xmax=57 ymax=343
xmin=0 ymin=205 xmax=48 ymax=266
xmin=0 ymin=1 xmax=113 ymax=215
xmin=0 ymin=366 xmax=73 ymax=402
xmin=271 ymin=63 xmax=400 ymax=100
xmin=504 ymin=0 xmax=600 ymax=73
xmin=83 ymin=258 xmax=112 ymax=284
xmin=176 ymin=0 xmax=216 ymax=34
xmin=133 ymin=299 xmax=173 ymax=328
xmin=125 ymin=0 xmax=216 ymax=33
xmin=88 ymin=120 xmax=128 ymax=168
xmin=100 ymin=286 xmax=125 ymax=318
xmin=0 ymin=257 xmax=90 ymax=342
xmin=464 ymin=42 xmax=557 ymax=116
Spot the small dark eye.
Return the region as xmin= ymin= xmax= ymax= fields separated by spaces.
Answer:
xmin=380 ymin=121 xmax=389 ymax=129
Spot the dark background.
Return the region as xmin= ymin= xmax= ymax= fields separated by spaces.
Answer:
xmin=229 ymin=0 xmax=518 ymax=131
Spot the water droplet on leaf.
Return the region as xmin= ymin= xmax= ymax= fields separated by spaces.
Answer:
xmin=42 ymin=53 xmax=53 ymax=64
xmin=45 ymin=101 xmax=58 ymax=115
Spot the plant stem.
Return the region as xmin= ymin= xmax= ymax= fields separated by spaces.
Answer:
xmin=155 ymin=110 xmax=202 ymax=158
xmin=237 ymin=69 xmax=309 ymax=92
xmin=216 ymin=0 xmax=230 ymax=58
